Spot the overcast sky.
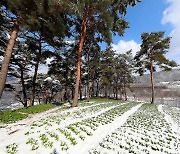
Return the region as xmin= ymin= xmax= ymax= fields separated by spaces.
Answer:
xmin=112 ymin=0 xmax=180 ymax=64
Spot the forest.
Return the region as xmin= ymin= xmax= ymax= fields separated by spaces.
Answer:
xmin=0 ymin=0 xmax=177 ymax=108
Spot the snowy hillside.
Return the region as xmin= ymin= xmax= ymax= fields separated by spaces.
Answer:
xmin=0 ymin=100 xmax=179 ymax=154
xmin=131 ymin=69 xmax=180 ymax=107
xmin=135 ymin=69 xmax=180 ymax=84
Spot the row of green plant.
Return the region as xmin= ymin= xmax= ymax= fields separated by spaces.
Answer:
xmin=5 ymin=100 xmax=138 ymax=153
xmin=78 ymin=98 xmax=124 ymax=107
xmin=55 ymin=102 xmax=140 ymax=151
xmin=22 ymin=100 xmax=124 ymax=152
xmin=89 ymin=104 xmax=180 ymax=154
xmin=22 ymin=101 xmax=136 ymax=153
xmin=27 ymin=100 xmax=122 ymax=130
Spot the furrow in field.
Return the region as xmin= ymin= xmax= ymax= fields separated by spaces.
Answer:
xmin=89 ymin=104 xmax=180 ymax=154
xmin=0 ymin=101 xmax=126 ymax=154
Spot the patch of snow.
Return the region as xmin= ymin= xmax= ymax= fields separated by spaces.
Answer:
xmin=44 ymin=77 xmax=52 ymax=82
xmin=158 ymin=105 xmax=180 ymax=135
xmin=68 ymin=103 xmax=142 ymax=154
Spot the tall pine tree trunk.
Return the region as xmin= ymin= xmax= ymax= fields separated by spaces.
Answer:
xmin=72 ymin=8 xmax=88 ymax=107
xmin=123 ymin=77 xmax=127 ymax=101
xmin=0 ymin=21 xmax=19 ymax=98
xmin=96 ymin=80 xmax=99 ymax=97
xmin=30 ymin=35 xmax=42 ymax=106
xmin=71 ymin=88 xmax=74 ymax=100
xmin=113 ymin=87 xmax=116 ymax=99
xmin=115 ymin=81 xmax=118 ymax=100
xmin=105 ymin=85 xmax=108 ymax=98
xmin=20 ymin=65 xmax=28 ymax=107
xmin=150 ymin=50 xmax=155 ymax=104
xmin=64 ymin=66 xmax=69 ymax=101
xmin=87 ymin=49 xmax=90 ymax=101
xmin=64 ymin=85 xmax=68 ymax=100
xmin=91 ymin=79 xmax=95 ymax=97
xmin=79 ymin=80 xmax=82 ymax=100
xmin=119 ymin=82 xmax=122 ymax=100
xmin=87 ymin=81 xmax=90 ymax=101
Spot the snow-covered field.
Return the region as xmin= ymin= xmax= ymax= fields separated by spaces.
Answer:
xmin=0 ymin=100 xmax=180 ymax=154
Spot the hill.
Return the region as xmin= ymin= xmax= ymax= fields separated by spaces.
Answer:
xmin=135 ymin=69 xmax=180 ymax=84
xmin=130 ymin=69 xmax=180 ymax=107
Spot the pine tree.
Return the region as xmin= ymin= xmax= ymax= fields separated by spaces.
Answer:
xmin=82 ymin=28 xmax=102 ymax=100
xmin=0 ymin=3 xmax=19 ymax=97
xmin=48 ymin=47 xmax=77 ymax=101
xmin=112 ymin=50 xmax=134 ymax=100
xmin=135 ymin=32 xmax=177 ymax=104
xmin=9 ymin=40 xmax=33 ymax=107
xmin=100 ymin=46 xmax=116 ymax=98
xmin=69 ymin=0 xmax=141 ymax=107
xmin=0 ymin=0 xmax=69 ymax=102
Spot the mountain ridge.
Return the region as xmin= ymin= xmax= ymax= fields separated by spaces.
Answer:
xmin=135 ymin=69 xmax=180 ymax=84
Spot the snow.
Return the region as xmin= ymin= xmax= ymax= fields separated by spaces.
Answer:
xmin=0 ymin=101 xmax=121 ymax=153
xmin=68 ymin=103 xmax=142 ymax=154
xmin=89 ymin=103 xmax=180 ymax=154
xmin=44 ymin=77 xmax=52 ymax=82
xmin=158 ymin=105 xmax=180 ymax=134
xmin=0 ymin=101 xmax=180 ymax=154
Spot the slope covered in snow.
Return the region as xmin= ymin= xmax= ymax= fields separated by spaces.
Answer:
xmin=0 ymin=100 xmax=179 ymax=154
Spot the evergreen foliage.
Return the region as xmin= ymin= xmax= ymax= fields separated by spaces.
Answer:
xmin=66 ymin=0 xmax=141 ymax=106
xmin=135 ymin=32 xmax=177 ymax=103
xmin=1 ymin=0 xmax=176 ymax=108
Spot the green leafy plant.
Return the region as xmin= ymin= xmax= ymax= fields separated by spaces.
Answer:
xmin=26 ymin=138 xmax=39 ymax=150
xmin=47 ymin=131 xmax=59 ymax=141
xmin=40 ymin=134 xmax=53 ymax=148
xmin=6 ymin=143 xmax=18 ymax=154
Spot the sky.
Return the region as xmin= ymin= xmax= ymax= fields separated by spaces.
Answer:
xmin=39 ymin=0 xmax=180 ymax=74
xmin=112 ymin=0 xmax=180 ymax=64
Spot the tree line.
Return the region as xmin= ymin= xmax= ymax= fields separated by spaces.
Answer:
xmin=0 ymin=0 xmax=177 ymax=108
